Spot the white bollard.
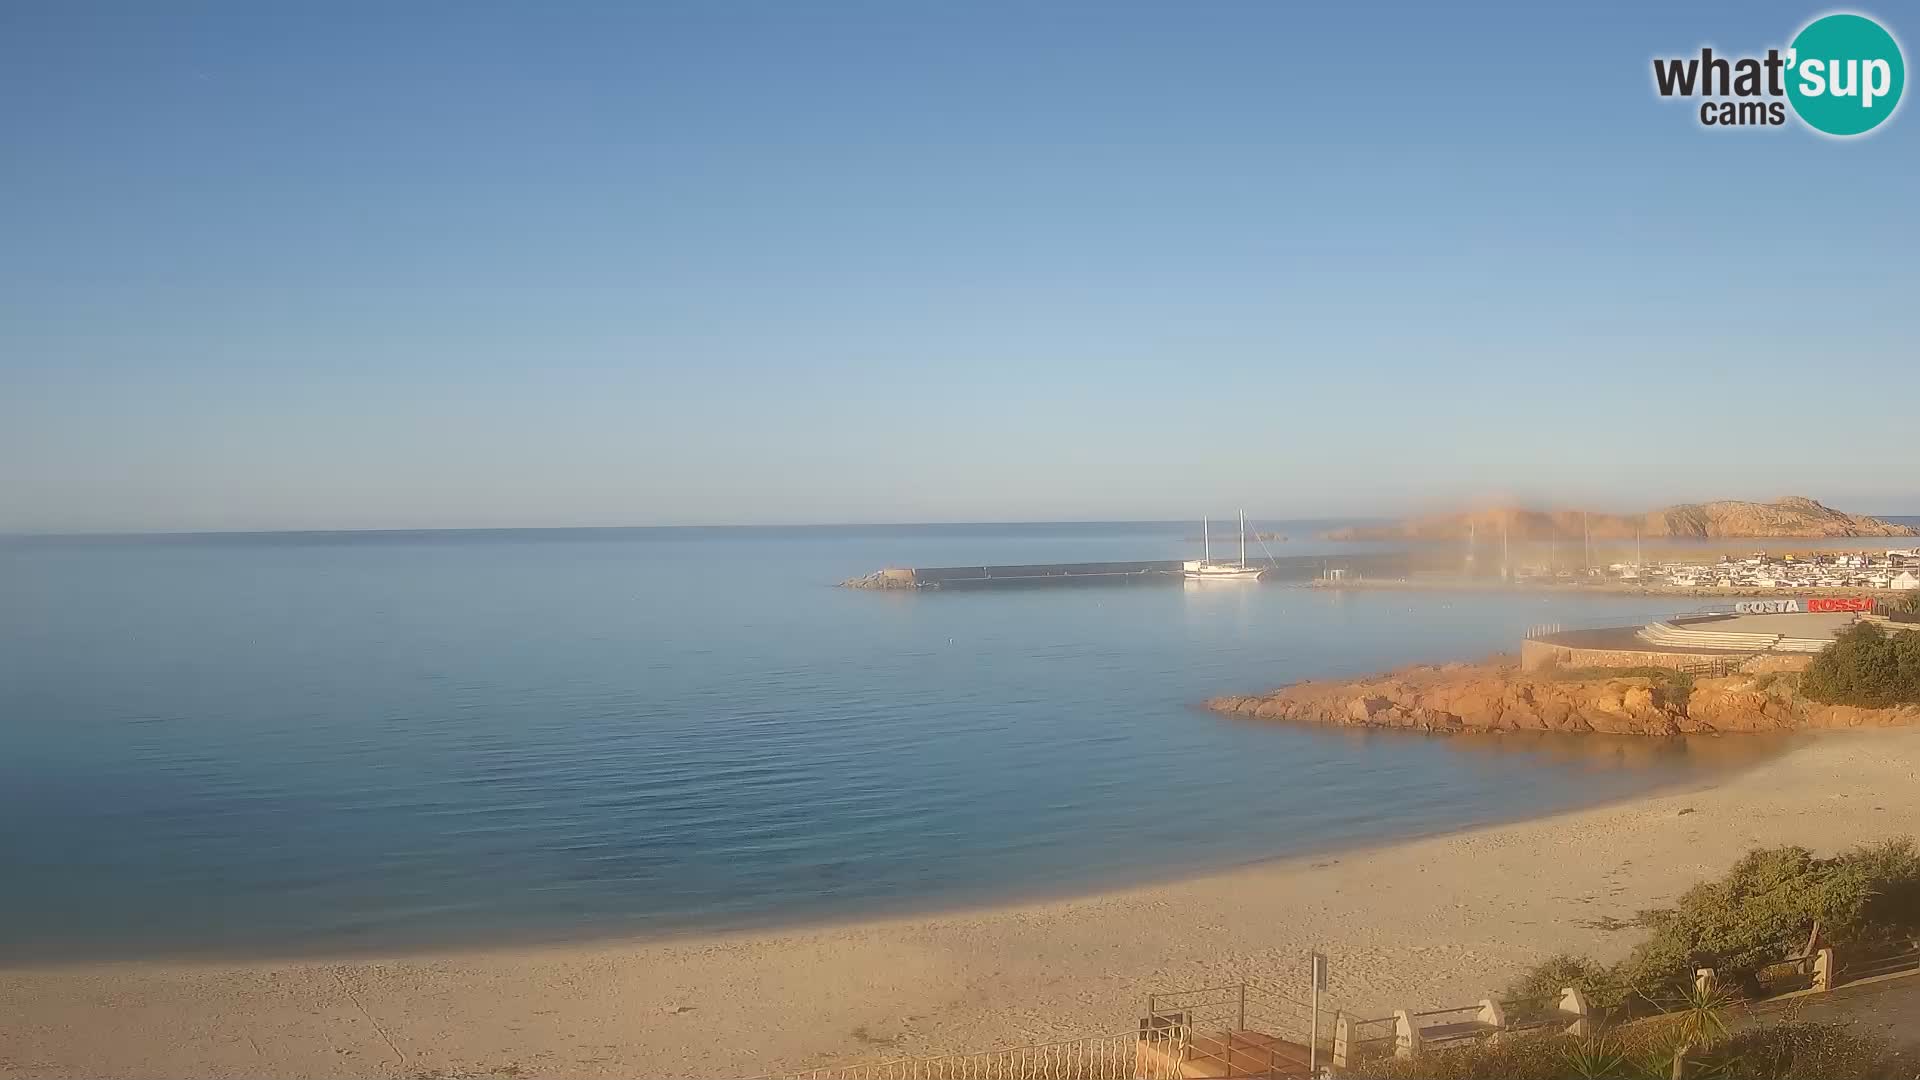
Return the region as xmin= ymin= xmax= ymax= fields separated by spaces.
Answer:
xmin=1393 ymin=1010 xmax=1421 ymax=1059
xmin=1813 ymin=948 xmax=1837 ymax=993
xmin=1477 ymin=998 xmax=1506 ymax=1041
xmin=1559 ymin=986 xmax=1593 ymax=1038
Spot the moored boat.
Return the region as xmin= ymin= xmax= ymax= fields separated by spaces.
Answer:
xmin=1184 ymin=511 xmax=1266 ymax=581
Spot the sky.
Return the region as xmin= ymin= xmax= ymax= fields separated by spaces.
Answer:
xmin=2 ymin=1 xmax=1916 ymax=532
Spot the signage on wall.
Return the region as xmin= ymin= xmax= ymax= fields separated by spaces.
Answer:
xmin=1732 ymin=598 xmax=1875 ymax=614
xmin=1809 ymin=597 xmax=1876 ymax=612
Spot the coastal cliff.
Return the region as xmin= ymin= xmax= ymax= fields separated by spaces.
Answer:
xmin=1206 ymin=658 xmax=1920 ymax=736
xmin=1326 ymin=496 xmax=1916 ymax=542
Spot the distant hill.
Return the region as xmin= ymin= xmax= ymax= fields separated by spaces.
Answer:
xmin=1326 ymin=496 xmax=1917 ymax=542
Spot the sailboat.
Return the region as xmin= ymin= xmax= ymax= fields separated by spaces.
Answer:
xmin=1184 ymin=511 xmax=1266 ymax=581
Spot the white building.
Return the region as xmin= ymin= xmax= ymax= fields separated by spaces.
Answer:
xmin=1893 ymin=571 xmax=1920 ymax=591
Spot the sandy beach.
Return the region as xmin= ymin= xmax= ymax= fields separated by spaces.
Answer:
xmin=5 ymin=728 xmax=1918 ymax=1080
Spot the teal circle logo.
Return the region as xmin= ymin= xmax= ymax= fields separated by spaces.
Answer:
xmin=1786 ymin=13 xmax=1905 ymax=136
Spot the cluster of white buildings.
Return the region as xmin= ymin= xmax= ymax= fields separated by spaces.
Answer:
xmin=1650 ymin=549 xmax=1920 ymax=591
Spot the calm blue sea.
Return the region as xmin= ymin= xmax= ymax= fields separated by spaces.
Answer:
xmin=0 ymin=520 xmax=1871 ymax=963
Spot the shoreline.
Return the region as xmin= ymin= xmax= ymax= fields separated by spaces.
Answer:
xmin=0 ymin=728 xmax=1794 ymax=972
xmin=1308 ymin=577 xmax=1911 ymax=601
xmin=7 ymin=729 xmax=1917 ymax=1079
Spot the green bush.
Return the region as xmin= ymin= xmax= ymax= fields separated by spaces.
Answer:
xmin=1348 ymin=1023 xmax=1916 ymax=1080
xmin=1501 ymin=840 xmax=1920 ymax=1004
xmin=1621 ymin=840 xmax=1920 ymax=994
xmin=1800 ymin=623 xmax=1920 ymax=707
xmin=1405 ymin=841 xmax=1920 ymax=1078
xmin=1504 ymin=953 xmax=1625 ymax=1017
xmin=1539 ymin=665 xmax=1697 ymax=709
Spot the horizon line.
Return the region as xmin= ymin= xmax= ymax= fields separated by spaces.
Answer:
xmin=0 ymin=516 xmax=1383 ymax=541
xmin=5 ymin=509 xmax=1919 ymax=543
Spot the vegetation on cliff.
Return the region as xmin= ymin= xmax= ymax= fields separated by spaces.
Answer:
xmin=1801 ymin=624 xmax=1920 ymax=708
xmin=1326 ymin=496 xmax=1916 ymax=542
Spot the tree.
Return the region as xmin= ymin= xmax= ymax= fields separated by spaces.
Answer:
xmin=1800 ymin=623 xmax=1920 ymax=707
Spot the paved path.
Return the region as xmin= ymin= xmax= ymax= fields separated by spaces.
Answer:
xmin=1741 ymin=972 xmax=1920 ymax=1050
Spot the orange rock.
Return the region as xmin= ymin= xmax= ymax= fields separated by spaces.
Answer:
xmin=1205 ymin=656 xmax=1918 ymax=737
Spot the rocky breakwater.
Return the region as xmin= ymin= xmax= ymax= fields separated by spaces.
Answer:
xmin=1206 ymin=658 xmax=1920 ymax=736
xmin=841 ymin=568 xmax=918 ymax=590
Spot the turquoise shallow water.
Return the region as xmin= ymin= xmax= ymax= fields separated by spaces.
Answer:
xmin=0 ymin=522 xmax=1802 ymax=962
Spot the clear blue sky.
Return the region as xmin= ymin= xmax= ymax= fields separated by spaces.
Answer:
xmin=3 ymin=1 xmax=1915 ymax=531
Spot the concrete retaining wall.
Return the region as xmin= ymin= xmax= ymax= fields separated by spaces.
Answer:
xmin=1519 ymin=639 xmax=1811 ymax=674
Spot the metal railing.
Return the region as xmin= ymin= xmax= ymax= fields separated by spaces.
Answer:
xmin=1335 ymin=1014 xmax=1396 ymax=1067
xmin=1145 ymin=979 xmax=1319 ymax=1045
xmin=756 ymin=1028 xmax=1185 ymax=1080
xmin=1840 ymin=943 xmax=1920 ymax=983
xmin=1142 ymin=979 xmax=1324 ymax=1077
xmin=1754 ymin=953 xmax=1818 ymax=997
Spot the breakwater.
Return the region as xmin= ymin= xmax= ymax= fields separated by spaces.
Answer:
xmin=842 ymin=551 xmax=1414 ymax=589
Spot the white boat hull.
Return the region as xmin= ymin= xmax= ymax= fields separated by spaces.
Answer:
xmin=1188 ymin=512 xmax=1265 ymax=580
xmin=1183 ymin=561 xmax=1265 ymax=581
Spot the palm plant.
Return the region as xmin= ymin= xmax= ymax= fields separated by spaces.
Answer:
xmin=1561 ymin=1036 xmax=1631 ymax=1080
xmin=1654 ymin=980 xmax=1735 ymax=1051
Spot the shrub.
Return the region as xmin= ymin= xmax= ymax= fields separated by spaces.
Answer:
xmin=1347 ymin=1022 xmax=1916 ymax=1080
xmin=1403 ymin=841 xmax=1920 ymax=1079
xmin=1504 ymin=953 xmax=1625 ymax=1017
xmin=1621 ymin=840 xmax=1920 ymax=994
xmin=1800 ymin=623 xmax=1920 ymax=707
xmin=1540 ymin=665 xmax=1697 ymax=708
xmin=1346 ymin=1031 xmax=1572 ymax=1080
xmin=1499 ymin=840 xmax=1920 ymax=1009
xmin=1719 ymin=1022 xmax=1919 ymax=1080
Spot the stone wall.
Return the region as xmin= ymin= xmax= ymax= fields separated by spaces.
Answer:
xmin=1518 ymin=638 xmax=1811 ymax=674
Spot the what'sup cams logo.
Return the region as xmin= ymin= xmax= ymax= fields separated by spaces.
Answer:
xmin=1653 ymin=12 xmax=1905 ymax=135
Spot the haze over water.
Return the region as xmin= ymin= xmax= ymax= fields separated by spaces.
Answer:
xmin=0 ymin=523 xmax=1811 ymax=962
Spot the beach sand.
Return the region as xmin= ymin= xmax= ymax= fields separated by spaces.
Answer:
xmin=4 ymin=728 xmax=1918 ymax=1079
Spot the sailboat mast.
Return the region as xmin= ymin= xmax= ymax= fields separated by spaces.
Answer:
xmin=1204 ymin=517 xmax=1210 ymax=562
xmin=1239 ymin=510 xmax=1247 ymax=568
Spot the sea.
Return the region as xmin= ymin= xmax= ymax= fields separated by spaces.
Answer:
xmin=7 ymin=519 xmax=1904 ymax=963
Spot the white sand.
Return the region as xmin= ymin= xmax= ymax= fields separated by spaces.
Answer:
xmin=4 ymin=729 xmax=1917 ymax=1079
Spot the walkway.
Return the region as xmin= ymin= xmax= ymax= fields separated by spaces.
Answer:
xmin=1741 ymin=971 xmax=1920 ymax=1050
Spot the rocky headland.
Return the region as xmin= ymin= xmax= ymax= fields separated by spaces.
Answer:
xmin=1326 ymin=496 xmax=1916 ymax=542
xmin=1206 ymin=658 xmax=1920 ymax=736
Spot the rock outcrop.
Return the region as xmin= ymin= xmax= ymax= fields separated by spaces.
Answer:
xmin=840 ymin=568 xmax=918 ymax=590
xmin=1326 ymin=496 xmax=1915 ymax=542
xmin=1206 ymin=658 xmax=1920 ymax=736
